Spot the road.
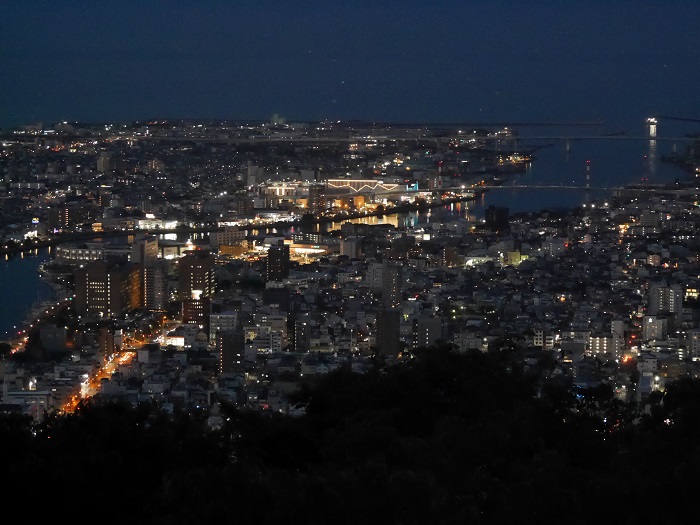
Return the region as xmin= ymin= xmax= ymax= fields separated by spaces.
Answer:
xmin=61 ymin=350 xmax=137 ymax=414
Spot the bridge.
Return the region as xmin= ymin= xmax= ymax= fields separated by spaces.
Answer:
xmin=344 ymin=182 xmax=695 ymax=201
xmin=473 ymin=184 xmax=625 ymax=191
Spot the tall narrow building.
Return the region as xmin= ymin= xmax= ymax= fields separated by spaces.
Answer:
xmin=382 ymin=262 xmax=403 ymax=308
xmin=308 ymin=183 xmax=326 ymax=216
xmin=377 ymin=308 xmax=401 ymax=357
xmin=182 ymin=290 xmax=211 ymax=334
xmin=218 ymin=321 xmax=246 ymax=374
xmin=132 ymin=235 xmax=166 ymax=311
xmin=266 ymin=240 xmax=290 ymax=282
xmin=131 ymin=235 xmax=159 ymax=267
xmin=178 ymin=249 xmax=215 ymax=300
xmin=143 ymin=262 xmax=168 ymax=311
xmin=294 ymin=315 xmax=311 ymax=353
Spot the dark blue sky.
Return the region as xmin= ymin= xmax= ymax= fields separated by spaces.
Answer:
xmin=2 ymin=1 xmax=698 ymax=129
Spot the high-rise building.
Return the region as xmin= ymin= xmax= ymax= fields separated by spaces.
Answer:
xmin=266 ymin=240 xmax=290 ymax=282
xmin=232 ymin=193 xmax=255 ymax=217
xmin=74 ymin=260 xmax=141 ymax=318
xmin=178 ymin=249 xmax=215 ymax=300
xmin=132 ymin=235 xmax=166 ymax=311
xmin=642 ymin=315 xmax=667 ymax=342
xmin=98 ymin=327 xmax=115 ymax=358
xmin=143 ymin=262 xmax=167 ymax=311
xmin=648 ymin=284 xmax=683 ymax=318
xmin=308 ymin=183 xmax=326 ymax=216
xmin=442 ymin=245 xmax=460 ymax=267
xmin=97 ymin=151 xmax=115 ymax=173
xmin=294 ymin=316 xmax=311 ymax=353
xmin=341 ymin=236 xmax=363 ymax=259
xmin=210 ymin=310 xmax=240 ymax=344
xmin=412 ymin=316 xmax=444 ymax=350
xmin=377 ymin=308 xmax=401 ymax=357
xmin=182 ymin=290 xmax=211 ymax=334
xmin=47 ymin=202 xmax=96 ymax=232
xmin=139 ymin=196 xmax=153 ymax=214
xmin=485 ymin=205 xmax=509 ymax=232
xmin=131 ymin=235 xmax=159 ymax=267
xmin=366 ymin=262 xmax=384 ymax=289
xmin=687 ymin=329 xmax=700 ymax=362
xmin=218 ymin=322 xmax=246 ymax=374
xmin=382 ymin=262 xmax=403 ymax=308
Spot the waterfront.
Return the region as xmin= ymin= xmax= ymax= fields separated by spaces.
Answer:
xmin=0 ymin=248 xmax=55 ymax=341
xmin=465 ymin=120 xmax=696 ymax=217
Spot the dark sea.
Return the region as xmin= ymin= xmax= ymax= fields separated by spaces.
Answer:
xmin=469 ymin=119 xmax=695 ymax=217
xmin=0 ymin=248 xmax=54 ymax=340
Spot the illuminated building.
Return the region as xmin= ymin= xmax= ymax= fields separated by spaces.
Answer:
xmin=210 ymin=311 xmax=240 ymax=343
xmin=132 ymin=235 xmax=166 ymax=311
xmin=217 ymin=323 xmax=245 ymax=374
xmin=687 ymin=329 xmax=700 ymax=361
xmin=442 ymin=245 xmax=460 ymax=267
xmin=382 ymin=262 xmax=403 ymax=308
xmin=178 ymin=249 xmax=215 ymax=300
xmin=131 ymin=234 xmax=158 ymax=265
xmin=74 ymin=260 xmax=141 ymax=318
xmin=47 ymin=203 xmax=96 ymax=232
xmin=294 ymin=316 xmax=311 ymax=353
xmin=648 ymin=284 xmax=683 ymax=318
xmin=210 ymin=226 xmax=246 ymax=251
xmin=642 ymin=315 xmax=668 ymax=342
xmin=412 ymin=316 xmax=444 ymax=350
xmin=266 ymin=240 xmax=290 ymax=282
xmin=143 ymin=262 xmax=167 ymax=311
xmin=182 ymin=290 xmax=210 ymax=335
xmin=307 ymin=183 xmax=326 ymax=215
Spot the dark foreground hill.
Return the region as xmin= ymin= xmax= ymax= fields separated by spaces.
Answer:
xmin=3 ymin=346 xmax=698 ymax=525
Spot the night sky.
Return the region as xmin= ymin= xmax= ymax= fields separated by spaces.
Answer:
xmin=2 ymin=1 xmax=698 ymax=129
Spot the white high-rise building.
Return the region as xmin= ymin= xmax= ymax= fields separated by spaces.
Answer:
xmin=642 ymin=315 xmax=667 ymax=342
xmin=648 ymin=284 xmax=683 ymax=317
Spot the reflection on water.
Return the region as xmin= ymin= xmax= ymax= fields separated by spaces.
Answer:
xmin=0 ymin=248 xmax=53 ymax=339
xmin=326 ymin=214 xmax=401 ymax=230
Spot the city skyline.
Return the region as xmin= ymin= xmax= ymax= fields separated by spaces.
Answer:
xmin=2 ymin=1 xmax=699 ymax=130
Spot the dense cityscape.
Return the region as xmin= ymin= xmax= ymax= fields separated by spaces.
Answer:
xmin=1 ymin=115 xmax=700 ymax=521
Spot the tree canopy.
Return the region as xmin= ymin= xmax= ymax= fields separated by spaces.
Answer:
xmin=2 ymin=345 xmax=697 ymax=524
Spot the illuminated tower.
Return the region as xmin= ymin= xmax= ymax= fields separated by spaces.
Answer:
xmin=645 ymin=118 xmax=657 ymax=181
xmin=584 ymin=159 xmax=591 ymax=187
xmin=646 ymin=117 xmax=657 ymax=138
xmin=585 ymin=160 xmax=591 ymax=204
